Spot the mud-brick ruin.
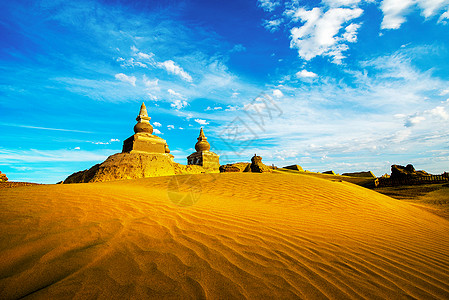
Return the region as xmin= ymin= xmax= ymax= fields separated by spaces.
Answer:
xmin=187 ymin=128 xmax=220 ymax=172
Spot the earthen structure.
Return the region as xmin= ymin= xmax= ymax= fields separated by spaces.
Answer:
xmin=187 ymin=128 xmax=220 ymax=172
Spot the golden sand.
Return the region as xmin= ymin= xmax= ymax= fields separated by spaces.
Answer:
xmin=1 ymin=173 xmax=449 ymax=299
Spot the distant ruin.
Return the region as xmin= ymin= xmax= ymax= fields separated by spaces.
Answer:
xmin=375 ymin=164 xmax=449 ymax=187
xmin=244 ymin=154 xmax=272 ymax=173
xmin=219 ymin=155 xmax=272 ymax=173
xmin=0 ymin=171 xmax=8 ymax=182
xmin=342 ymin=171 xmax=376 ymax=178
xmin=283 ymin=165 xmax=304 ymax=171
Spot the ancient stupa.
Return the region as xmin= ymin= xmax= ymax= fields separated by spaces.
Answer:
xmin=187 ymin=128 xmax=220 ymax=172
xmin=122 ymin=102 xmax=172 ymax=156
xmin=64 ymin=102 xmax=183 ymax=183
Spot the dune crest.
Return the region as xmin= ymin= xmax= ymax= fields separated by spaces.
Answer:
xmin=1 ymin=173 xmax=449 ymax=299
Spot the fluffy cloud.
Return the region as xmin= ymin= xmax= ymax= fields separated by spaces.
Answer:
xmin=168 ymin=88 xmax=183 ymax=98
xmin=264 ymin=19 xmax=283 ymax=32
xmin=171 ymin=99 xmax=188 ymax=110
xmin=167 ymin=125 xmax=175 ymax=130
xmin=260 ymin=1 xmax=449 ymax=63
xmin=194 ymin=119 xmax=209 ymax=125
xmin=258 ymin=0 xmax=280 ymax=12
xmin=402 ymin=105 xmax=448 ymax=127
xmin=143 ymin=76 xmax=158 ymax=88
xmin=205 ymin=106 xmax=223 ymax=111
xmin=380 ymin=0 xmax=449 ymax=29
xmin=296 ymin=69 xmax=318 ymax=78
xmin=153 ymin=121 xmax=162 ymax=127
xmin=153 ymin=128 xmax=162 ymax=135
xmin=272 ymin=89 xmax=284 ymax=98
xmin=117 ymin=57 xmax=148 ymax=68
xmin=429 ymin=106 xmax=449 ymax=120
xmin=91 ymin=138 xmax=120 ymax=145
xmin=416 ymin=0 xmax=449 ymax=18
xmin=288 ymin=7 xmax=363 ymax=63
xmin=380 ymin=0 xmax=414 ymax=29
xmin=322 ymin=0 xmax=362 ymax=8
xmin=405 ymin=115 xmax=425 ymax=127
xmin=157 ymin=60 xmax=193 ymax=82
xmin=114 ymin=73 xmax=136 ymax=86
xmin=137 ymin=52 xmax=154 ymax=60
xmin=439 ymin=9 xmax=449 ymax=23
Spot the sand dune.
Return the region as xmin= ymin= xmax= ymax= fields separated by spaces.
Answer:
xmin=1 ymin=173 xmax=449 ymax=299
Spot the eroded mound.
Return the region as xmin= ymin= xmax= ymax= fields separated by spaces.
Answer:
xmin=1 ymin=173 xmax=449 ymax=299
xmin=64 ymin=152 xmax=207 ymax=184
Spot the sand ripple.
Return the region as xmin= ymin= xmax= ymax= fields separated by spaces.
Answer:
xmin=1 ymin=173 xmax=449 ymax=299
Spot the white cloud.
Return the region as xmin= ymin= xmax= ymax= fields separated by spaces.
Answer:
xmin=380 ymin=0 xmax=449 ymax=29
xmin=322 ymin=0 xmax=362 ymax=8
xmin=74 ymin=147 xmax=80 ymax=150
xmin=342 ymin=23 xmax=360 ymax=42
xmin=272 ymin=89 xmax=284 ymax=98
xmin=264 ymin=19 xmax=283 ymax=32
xmin=417 ymin=0 xmax=449 ymax=18
xmin=231 ymin=44 xmax=246 ymax=52
xmin=258 ymin=0 xmax=280 ymax=12
xmin=137 ymin=52 xmax=154 ymax=60
xmin=439 ymin=89 xmax=449 ymax=96
xmin=171 ymin=99 xmax=188 ymax=110
xmin=114 ymin=73 xmax=136 ymax=86
xmin=131 ymin=45 xmax=138 ymax=52
xmin=167 ymin=88 xmax=183 ymax=98
xmin=109 ymin=139 xmax=120 ymax=142
xmin=153 ymin=121 xmax=162 ymax=127
xmin=207 ymin=106 xmax=223 ymax=110
xmin=402 ymin=105 xmax=448 ymax=127
xmin=194 ymin=119 xmax=209 ymax=125
xmin=429 ymin=106 xmax=449 ymax=120
xmin=380 ymin=0 xmax=414 ymax=29
xmin=439 ymin=9 xmax=449 ymax=23
xmin=225 ymin=105 xmax=238 ymax=111
xmin=289 ymin=7 xmax=363 ymax=63
xmin=118 ymin=57 xmax=147 ymax=68
xmin=296 ymin=69 xmax=318 ymax=78
xmin=143 ymin=76 xmax=158 ymax=88
xmin=157 ymin=60 xmax=193 ymax=82
xmin=405 ymin=115 xmax=425 ymax=127
xmin=153 ymin=128 xmax=162 ymax=135
xmin=167 ymin=125 xmax=175 ymax=130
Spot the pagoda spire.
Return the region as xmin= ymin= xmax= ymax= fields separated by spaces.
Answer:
xmin=134 ymin=102 xmax=153 ymax=134
xmin=195 ymin=127 xmax=210 ymax=152
xmin=136 ymin=102 xmax=151 ymax=123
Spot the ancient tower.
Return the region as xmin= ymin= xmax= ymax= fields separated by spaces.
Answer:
xmin=122 ymin=102 xmax=172 ymax=157
xmin=187 ymin=128 xmax=220 ymax=171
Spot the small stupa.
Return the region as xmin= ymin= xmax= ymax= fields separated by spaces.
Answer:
xmin=187 ymin=128 xmax=220 ymax=172
xmin=122 ymin=102 xmax=172 ymax=156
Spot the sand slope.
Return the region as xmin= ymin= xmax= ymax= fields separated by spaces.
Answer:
xmin=1 ymin=173 xmax=449 ymax=299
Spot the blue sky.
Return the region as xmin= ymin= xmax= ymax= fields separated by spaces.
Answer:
xmin=1 ymin=0 xmax=449 ymax=183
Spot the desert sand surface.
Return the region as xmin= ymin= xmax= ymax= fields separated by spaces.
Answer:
xmin=375 ymin=183 xmax=449 ymax=220
xmin=1 ymin=173 xmax=449 ymax=299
